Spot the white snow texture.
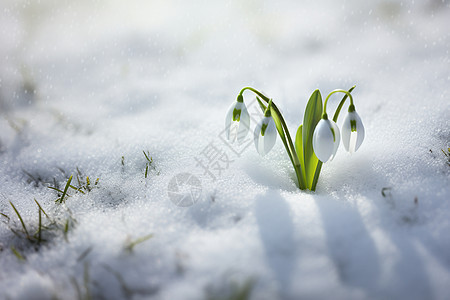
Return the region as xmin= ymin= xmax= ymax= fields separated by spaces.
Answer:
xmin=0 ymin=0 xmax=449 ymax=299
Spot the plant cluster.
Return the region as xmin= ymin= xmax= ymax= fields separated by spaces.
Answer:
xmin=0 ymin=199 xmax=76 ymax=260
xmin=225 ymin=86 xmax=365 ymax=191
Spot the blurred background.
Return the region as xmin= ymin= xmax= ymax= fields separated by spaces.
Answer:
xmin=1 ymin=0 xmax=448 ymax=112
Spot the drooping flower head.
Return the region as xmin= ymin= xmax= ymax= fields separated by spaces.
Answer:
xmin=254 ymin=104 xmax=277 ymax=156
xmin=312 ymin=115 xmax=340 ymax=163
xmin=342 ymin=104 xmax=365 ymax=153
xmin=225 ymin=94 xmax=250 ymax=144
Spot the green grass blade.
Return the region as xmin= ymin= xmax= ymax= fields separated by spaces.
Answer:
xmin=58 ymin=175 xmax=73 ymax=203
xmin=34 ymin=199 xmax=50 ymax=219
xmin=37 ymin=207 xmax=42 ymax=244
xmin=69 ymin=185 xmax=85 ymax=194
xmin=48 ymin=186 xmax=64 ymax=193
xmin=1 ymin=212 xmax=10 ymax=222
xmin=302 ymin=90 xmax=323 ymax=189
xmin=77 ymin=246 xmax=93 ymax=262
xmin=125 ymin=234 xmax=154 ymax=252
xmin=9 ymin=201 xmax=30 ymax=238
xmin=64 ymin=219 xmax=70 ymax=234
xmin=11 ymin=246 xmax=26 ymax=261
xmin=231 ymin=278 xmax=254 ymax=300
xmin=76 ymin=174 xmax=82 ymax=189
xmin=143 ymin=150 xmax=150 ymax=162
xmin=84 ymin=262 xmax=91 ymax=300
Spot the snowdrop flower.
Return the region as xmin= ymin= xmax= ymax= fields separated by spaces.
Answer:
xmin=225 ymin=94 xmax=250 ymax=143
xmin=312 ymin=116 xmax=340 ymax=163
xmin=254 ymin=107 xmax=277 ymax=156
xmin=342 ymin=105 xmax=365 ymax=153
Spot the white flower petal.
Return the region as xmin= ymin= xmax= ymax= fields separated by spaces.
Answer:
xmin=237 ymin=102 xmax=250 ymax=144
xmin=329 ymin=120 xmax=341 ymax=161
xmin=342 ymin=111 xmax=365 ymax=153
xmin=225 ymin=104 xmax=235 ymax=142
xmin=254 ymin=116 xmax=277 ymax=156
xmin=313 ymin=119 xmax=340 ymax=163
xmin=225 ymin=101 xmax=250 ymax=144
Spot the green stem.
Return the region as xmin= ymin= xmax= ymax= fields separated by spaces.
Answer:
xmin=310 ymin=161 xmax=322 ymax=192
xmin=239 ymin=87 xmax=307 ymax=189
xmin=323 ymin=88 xmax=354 ymax=117
xmin=332 ymin=86 xmax=356 ymax=122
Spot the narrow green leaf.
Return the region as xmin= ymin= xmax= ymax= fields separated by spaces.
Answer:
xmin=295 ymin=125 xmax=306 ymax=180
xmin=69 ymin=185 xmax=85 ymax=194
xmin=59 ymin=175 xmax=73 ymax=204
xmin=143 ymin=150 xmax=150 ymax=162
xmin=64 ymin=219 xmax=69 ymax=233
xmin=310 ymin=161 xmax=323 ymax=191
xmin=269 ymin=106 xmax=287 ymax=144
xmin=37 ymin=208 xmax=42 ymax=244
xmin=76 ymin=174 xmax=82 ymax=188
xmin=48 ymin=186 xmax=64 ymax=194
xmin=269 ymin=106 xmax=290 ymax=161
xmin=77 ymin=246 xmax=93 ymax=262
xmin=270 ymin=105 xmax=306 ymax=189
xmin=0 ymin=212 xmax=10 ymax=221
xmin=125 ymin=233 xmax=154 ymax=252
xmin=302 ymin=90 xmax=323 ymax=189
xmin=9 ymin=201 xmax=30 ymax=238
xmin=83 ymin=262 xmax=91 ymax=300
xmin=34 ymin=199 xmax=50 ymax=219
xmin=11 ymin=246 xmax=26 ymax=261
xmin=256 ymin=96 xmax=267 ymax=113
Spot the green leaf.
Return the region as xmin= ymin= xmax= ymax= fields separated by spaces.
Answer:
xmin=10 ymin=201 xmax=30 ymax=238
xmin=270 ymin=106 xmax=295 ymax=173
xmin=37 ymin=207 xmax=42 ymax=244
xmin=11 ymin=246 xmax=26 ymax=261
xmin=256 ymin=96 xmax=267 ymax=114
xmin=269 ymin=106 xmax=287 ymax=148
xmin=302 ymin=90 xmax=323 ymax=189
xmin=58 ymin=175 xmax=73 ymax=204
xmin=270 ymin=103 xmax=306 ymax=190
xmin=295 ymin=125 xmax=306 ymax=180
xmin=310 ymin=161 xmax=322 ymax=191
xmin=143 ymin=150 xmax=150 ymax=162
xmin=125 ymin=233 xmax=154 ymax=252
xmin=34 ymin=199 xmax=50 ymax=219
xmin=48 ymin=186 xmax=64 ymax=194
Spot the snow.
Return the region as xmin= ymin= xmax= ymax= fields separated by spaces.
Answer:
xmin=0 ymin=0 xmax=449 ymax=299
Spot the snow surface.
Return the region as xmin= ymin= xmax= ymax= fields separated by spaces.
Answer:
xmin=0 ymin=0 xmax=449 ymax=299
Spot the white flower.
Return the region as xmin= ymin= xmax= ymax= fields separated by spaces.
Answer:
xmin=342 ymin=110 xmax=365 ymax=153
xmin=225 ymin=99 xmax=250 ymax=143
xmin=254 ymin=116 xmax=277 ymax=156
xmin=313 ymin=118 xmax=340 ymax=162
